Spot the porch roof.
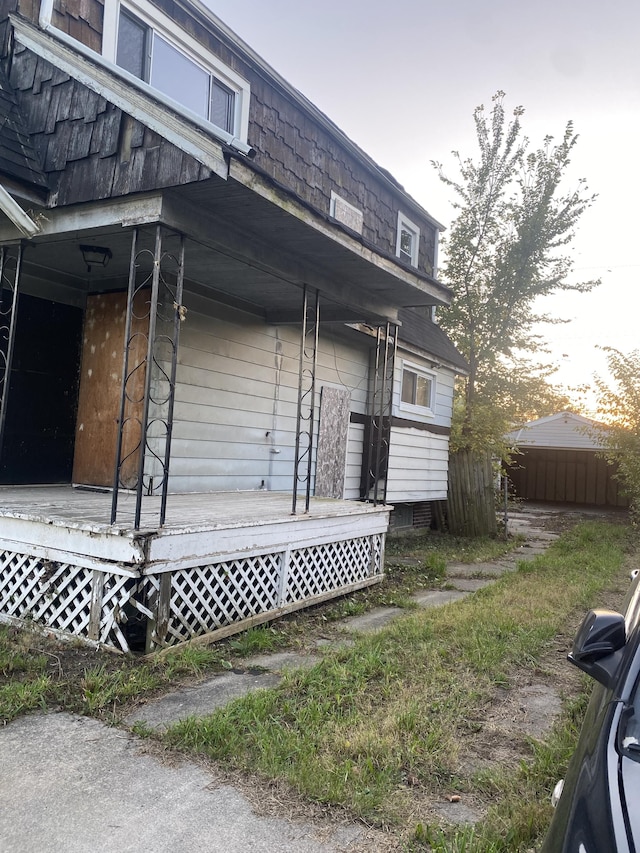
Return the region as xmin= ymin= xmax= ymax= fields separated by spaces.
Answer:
xmin=1 ymin=179 xmax=450 ymax=326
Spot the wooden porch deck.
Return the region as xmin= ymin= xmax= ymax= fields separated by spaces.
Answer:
xmin=0 ymin=486 xmax=384 ymax=532
xmin=0 ymin=487 xmax=390 ymax=652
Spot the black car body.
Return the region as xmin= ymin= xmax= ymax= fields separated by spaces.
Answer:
xmin=541 ymin=573 xmax=640 ymax=852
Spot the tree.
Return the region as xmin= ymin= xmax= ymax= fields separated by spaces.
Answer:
xmin=434 ymin=92 xmax=598 ymax=456
xmin=594 ymin=348 xmax=640 ymax=523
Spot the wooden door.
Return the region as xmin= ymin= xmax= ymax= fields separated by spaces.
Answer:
xmin=72 ymin=291 xmax=149 ymax=488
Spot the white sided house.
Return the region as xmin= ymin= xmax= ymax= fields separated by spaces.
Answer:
xmin=506 ymin=412 xmax=628 ymax=508
xmin=0 ymin=0 xmax=466 ymax=651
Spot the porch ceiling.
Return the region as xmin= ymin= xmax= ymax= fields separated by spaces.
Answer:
xmin=3 ymin=171 xmax=450 ymax=325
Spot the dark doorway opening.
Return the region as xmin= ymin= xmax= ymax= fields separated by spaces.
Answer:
xmin=0 ymin=292 xmax=83 ymax=484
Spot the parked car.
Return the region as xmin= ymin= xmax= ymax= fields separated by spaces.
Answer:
xmin=541 ymin=570 xmax=640 ymax=851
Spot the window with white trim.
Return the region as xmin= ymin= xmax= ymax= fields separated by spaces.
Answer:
xmin=103 ymin=1 xmax=249 ymax=140
xmin=396 ymin=212 xmax=420 ymax=267
xmin=400 ymin=362 xmax=435 ymax=416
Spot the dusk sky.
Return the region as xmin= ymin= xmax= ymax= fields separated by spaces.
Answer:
xmin=205 ymin=0 xmax=639 ymax=411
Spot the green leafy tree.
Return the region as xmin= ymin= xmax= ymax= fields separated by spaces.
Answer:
xmin=434 ymin=92 xmax=598 ymax=455
xmin=594 ymin=348 xmax=640 ymax=523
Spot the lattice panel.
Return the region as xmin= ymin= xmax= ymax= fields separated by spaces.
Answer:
xmin=285 ymin=535 xmax=381 ymax=604
xmin=0 ymin=548 xmax=146 ymax=653
xmin=0 ymin=552 xmax=93 ymax=636
xmin=162 ymin=554 xmax=282 ymax=644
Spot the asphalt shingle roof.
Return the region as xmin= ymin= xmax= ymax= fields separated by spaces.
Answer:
xmin=398 ymin=308 xmax=468 ymax=374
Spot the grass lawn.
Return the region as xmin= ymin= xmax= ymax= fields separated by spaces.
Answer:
xmin=163 ymin=520 xmax=635 ymax=850
xmin=1 ymin=517 xmax=636 ymax=851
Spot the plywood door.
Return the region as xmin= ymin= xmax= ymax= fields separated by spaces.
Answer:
xmin=72 ymin=291 xmax=149 ymax=487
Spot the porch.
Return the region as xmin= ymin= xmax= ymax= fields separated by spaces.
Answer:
xmin=0 ymin=487 xmax=389 ymax=652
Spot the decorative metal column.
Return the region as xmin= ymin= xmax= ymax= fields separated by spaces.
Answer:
xmin=292 ymin=284 xmax=319 ymax=514
xmin=0 ymin=243 xmax=23 ymax=463
xmin=364 ymin=322 xmax=397 ymax=506
xmin=111 ymin=226 xmax=185 ymax=529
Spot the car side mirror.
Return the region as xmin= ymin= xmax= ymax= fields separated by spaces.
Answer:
xmin=568 ymin=609 xmax=627 ymax=689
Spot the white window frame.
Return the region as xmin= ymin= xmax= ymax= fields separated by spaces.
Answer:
xmin=396 ymin=211 xmax=420 ymax=267
xmin=101 ymin=0 xmax=250 ymax=141
xmin=398 ymin=360 xmax=436 ymax=418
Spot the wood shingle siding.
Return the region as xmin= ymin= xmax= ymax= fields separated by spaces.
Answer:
xmin=247 ymin=78 xmax=438 ymax=271
xmin=51 ymin=0 xmax=104 ymax=53
xmin=8 ymin=45 xmax=211 ymax=202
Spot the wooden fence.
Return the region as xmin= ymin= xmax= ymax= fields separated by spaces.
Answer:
xmin=447 ymin=450 xmax=497 ymax=537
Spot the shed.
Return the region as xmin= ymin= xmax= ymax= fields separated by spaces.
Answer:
xmin=505 ymin=412 xmax=628 ymax=507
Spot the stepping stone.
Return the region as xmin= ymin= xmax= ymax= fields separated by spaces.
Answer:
xmin=412 ymin=589 xmax=469 ymax=608
xmin=125 ymin=669 xmax=281 ymax=731
xmin=244 ymin=651 xmax=320 ymax=671
xmin=446 ymin=577 xmax=493 ymax=592
xmin=336 ymin=606 xmax=403 ymax=634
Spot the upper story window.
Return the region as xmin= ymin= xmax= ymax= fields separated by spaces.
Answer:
xmin=103 ymin=1 xmax=250 ymax=140
xmin=396 ymin=212 xmax=420 ymax=267
xmin=400 ymin=362 xmax=435 ymax=417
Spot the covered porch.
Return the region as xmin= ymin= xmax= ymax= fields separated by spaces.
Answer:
xmin=0 ymin=487 xmax=389 ymax=652
xmin=0 ymin=159 xmax=447 ymax=652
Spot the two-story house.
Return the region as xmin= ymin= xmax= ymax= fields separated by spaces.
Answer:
xmin=0 ymin=0 xmax=466 ymax=651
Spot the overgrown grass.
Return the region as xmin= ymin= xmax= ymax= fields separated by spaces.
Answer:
xmin=164 ymin=520 xmax=634 ymax=847
xmin=0 ymin=632 xmax=227 ymax=724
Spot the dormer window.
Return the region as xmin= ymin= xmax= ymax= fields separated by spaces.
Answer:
xmin=100 ymin=1 xmax=250 ymax=141
xmin=396 ymin=212 xmax=420 ymax=267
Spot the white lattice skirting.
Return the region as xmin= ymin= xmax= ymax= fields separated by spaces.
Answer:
xmin=0 ymin=534 xmax=384 ymax=652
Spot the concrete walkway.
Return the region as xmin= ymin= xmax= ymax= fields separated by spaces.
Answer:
xmin=0 ymin=506 xmax=557 ymax=853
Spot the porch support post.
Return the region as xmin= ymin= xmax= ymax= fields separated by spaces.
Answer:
xmin=158 ymin=234 xmax=185 ymax=527
xmin=292 ymin=284 xmax=319 ymax=514
xmin=364 ymin=322 xmax=397 ymax=506
xmin=111 ymin=225 xmax=185 ymax=529
xmin=0 ymin=243 xmax=23 ymax=464
xmin=133 ymin=225 xmax=163 ymax=528
xmin=111 ymin=227 xmax=139 ymax=525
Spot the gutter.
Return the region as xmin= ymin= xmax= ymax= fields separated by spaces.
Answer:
xmin=0 ymin=184 xmax=39 ymax=237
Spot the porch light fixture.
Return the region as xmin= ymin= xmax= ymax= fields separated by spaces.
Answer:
xmin=80 ymin=244 xmax=112 ymax=272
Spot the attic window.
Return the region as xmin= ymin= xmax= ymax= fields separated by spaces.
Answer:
xmin=103 ymin=1 xmax=250 ymax=140
xmin=396 ymin=212 xmax=420 ymax=267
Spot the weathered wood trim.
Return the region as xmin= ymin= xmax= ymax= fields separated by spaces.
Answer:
xmin=148 ymin=573 xmax=384 ymax=657
xmin=229 ymin=158 xmax=452 ymax=307
xmin=390 ymin=416 xmax=450 ymax=435
xmin=88 ymin=568 xmax=104 ymax=640
xmin=145 ymin=510 xmax=390 ymax=569
xmin=11 ymin=15 xmax=230 ymax=177
xmin=0 ymin=192 xmax=164 ymax=243
xmin=0 ymin=516 xmax=146 ymax=564
xmin=350 ymin=410 xmax=450 ymax=436
xmin=0 ymin=534 xmax=141 ymax=575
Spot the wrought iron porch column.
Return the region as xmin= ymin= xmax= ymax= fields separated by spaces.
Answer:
xmin=111 ymin=225 xmax=185 ymax=529
xmin=292 ymin=284 xmax=319 ymax=514
xmin=364 ymin=322 xmax=397 ymax=506
xmin=0 ymin=243 xmax=24 ymax=463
